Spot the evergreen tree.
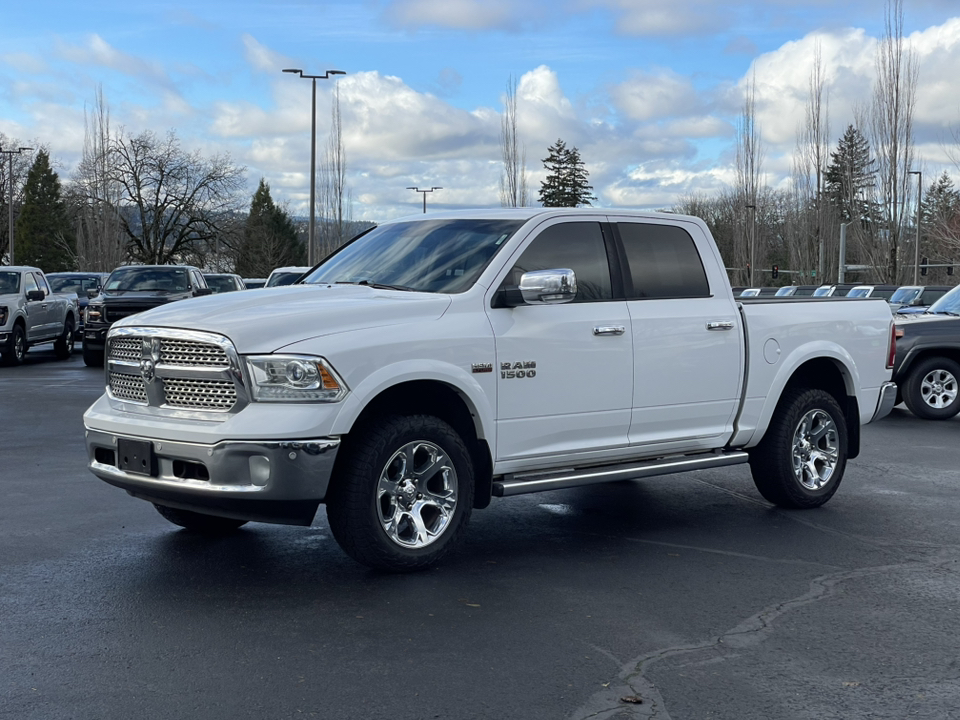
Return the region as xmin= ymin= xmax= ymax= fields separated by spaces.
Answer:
xmin=825 ymin=125 xmax=876 ymax=224
xmin=16 ymin=149 xmax=75 ymax=271
xmin=538 ymin=139 xmax=596 ymax=207
xmin=235 ymin=179 xmax=304 ymax=277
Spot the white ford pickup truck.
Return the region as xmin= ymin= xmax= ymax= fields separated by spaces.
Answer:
xmin=83 ymin=209 xmax=898 ymax=570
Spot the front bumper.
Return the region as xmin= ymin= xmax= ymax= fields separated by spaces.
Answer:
xmin=870 ymin=381 xmax=898 ymax=423
xmin=85 ymin=428 xmax=340 ymax=525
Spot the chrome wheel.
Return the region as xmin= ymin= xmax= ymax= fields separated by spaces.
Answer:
xmin=14 ymin=330 xmax=25 ymax=362
xmin=792 ymin=409 xmax=839 ymax=490
xmin=376 ymin=440 xmax=458 ymax=549
xmin=920 ymin=368 xmax=958 ymax=409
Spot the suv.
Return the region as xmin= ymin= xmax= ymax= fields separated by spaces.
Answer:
xmin=203 ymin=273 xmax=246 ymax=293
xmin=82 ymin=265 xmax=212 ymax=367
xmin=890 ymin=285 xmax=953 ymax=313
xmin=265 ymin=266 xmax=311 ymax=287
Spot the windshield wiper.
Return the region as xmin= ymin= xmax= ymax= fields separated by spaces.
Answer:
xmin=334 ymin=280 xmax=417 ymax=292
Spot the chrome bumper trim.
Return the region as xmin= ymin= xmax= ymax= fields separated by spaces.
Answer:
xmin=870 ymin=381 xmax=898 ymax=423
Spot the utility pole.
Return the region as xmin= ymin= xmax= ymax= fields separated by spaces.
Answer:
xmin=908 ymin=170 xmax=922 ymax=285
xmin=1 ymin=146 xmax=33 ymax=266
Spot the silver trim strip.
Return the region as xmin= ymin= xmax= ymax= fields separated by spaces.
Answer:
xmin=493 ymin=450 xmax=749 ymax=496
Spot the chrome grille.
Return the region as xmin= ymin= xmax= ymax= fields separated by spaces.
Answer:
xmin=109 ymin=372 xmax=147 ymax=403
xmin=110 ymin=338 xmax=141 ymax=362
xmin=163 ymin=378 xmax=237 ymax=410
xmin=159 ymin=339 xmax=229 ymax=367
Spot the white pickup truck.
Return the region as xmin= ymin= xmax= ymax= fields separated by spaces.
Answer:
xmin=1 ymin=266 xmax=79 ymax=365
xmin=83 ymin=209 xmax=898 ymax=571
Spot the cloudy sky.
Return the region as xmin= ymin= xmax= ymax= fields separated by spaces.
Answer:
xmin=2 ymin=0 xmax=960 ymax=222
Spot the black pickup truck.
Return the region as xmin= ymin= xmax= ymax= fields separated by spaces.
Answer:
xmin=892 ymin=284 xmax=960 ymax=419
xmin=82 ymin=265 xmax=212 ymax=367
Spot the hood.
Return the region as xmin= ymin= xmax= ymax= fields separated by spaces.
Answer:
xmin=113 ymin=284 xmax=452 ymax=353
xmin=895 ymin=312 xmax=959 ymax=325
xmin=98 ymin=289 xmax=190 ymax=303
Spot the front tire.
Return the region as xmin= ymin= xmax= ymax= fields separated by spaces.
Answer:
xmin=749 ymin=388 xmax=848 ymax=508
xmin=902 ymin=356 xmax=960 ymax=420
xmin=54 ymin=318 xmax=75 ymax=359
xmin=326 ymin=414 xmax=475 ymax=572
xmin=153 ymin=504 xmax=248 ymax=534
xmin=82 ymin=342 xmax=104 ymax=367
xmin=2 ymin=324 xmax=26 ymax=366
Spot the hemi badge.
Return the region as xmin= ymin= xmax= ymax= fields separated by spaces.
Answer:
xmin=471 ymin=363 xmax=493 ymax=373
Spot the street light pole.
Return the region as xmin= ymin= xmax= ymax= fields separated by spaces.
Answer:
xmin=407 ymin=186 xmax=442 ymax=213
xmin=282 ymin=68 xmax=346 ymax=266
xmin=908 ymin=170 xmax=922 ymax=285
xmin=1 ymin=146 xmax=33 ymax=266
xmin=745 ymin=203 xmax=757 ymax=285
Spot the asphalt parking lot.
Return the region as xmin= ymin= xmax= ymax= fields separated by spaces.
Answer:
xmin=2 ymin=349 xmax=959 ymax=720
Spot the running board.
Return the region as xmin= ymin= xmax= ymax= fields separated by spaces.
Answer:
xmin=493 ymin=450 xmax=750 ymax=497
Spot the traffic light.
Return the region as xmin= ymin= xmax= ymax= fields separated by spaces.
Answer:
xmin=772 ymin=265 xmax=779 ymax=279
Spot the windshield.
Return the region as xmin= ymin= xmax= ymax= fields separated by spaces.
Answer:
xmin=927 ymin=285 xmax=960 ymax=315
xmin=266 ymin=271 xmax=306 ymax=287
xmin=774 ymin=287 xmax=796 ymax=296
xmin=304 ymin=219 xmax=525 ymax=294
xmin=48 ymin=275 xmax=102 ymax=294
xmin=812 ymin=286 xmax=833 ymax=296
xmin=740 ymin=288 xmax=760 ymax=297
xmin=105 ymin=267 xmax=189 ymax=292
xmin=889 ymin=287 xmax=920 ymax=304
xmin=0 ymin=271 xmax=21 ymax=295
xmin=206 ymin=276 xmax=240 ymax=293
xmin=846 ymin=287 xmax=871 ymax=298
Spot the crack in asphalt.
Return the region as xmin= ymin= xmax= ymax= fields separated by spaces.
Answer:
xmin=568 ymin=550 xmax=960 ymax=720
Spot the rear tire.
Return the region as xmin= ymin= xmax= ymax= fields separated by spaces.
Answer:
xmin=749 ymin=388 xmax=848 ymax=508
xmin=82 ymin=342 xmax=104 ymax=367
xmin=54 ymin=318 xmax=75 ymax=359
xmin=326 ymin=414 xmax=475 ymax=572
xmin=153 ymin=504 xmax=248 ymax=534
xmin=902 ymin=356 xmax=960 ymax=420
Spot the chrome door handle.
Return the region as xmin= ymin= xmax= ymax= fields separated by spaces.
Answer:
xmin=706 ymin=321 xmax=735 ymax=331
xmin=594 ymin=326 xmax=625 ymax=336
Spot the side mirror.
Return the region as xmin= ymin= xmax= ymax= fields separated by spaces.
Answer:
xmin=519 ymin=269 xmax=578 ymax=305
xmin=194 ymin=287 xmax=213 ymax=297
xmin=26 ymin=289 xmax=45 ymax=302
xmin=87 ymin=288 xmax=100 ymax=299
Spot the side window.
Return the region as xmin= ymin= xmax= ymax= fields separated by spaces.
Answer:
xmin=618 ymin=223 xmax=710 ymax=299
xmin=192 ymin=271 xmax=206 ymax=289
xmin=507 ymin=222 xmax=612 ymax=302
xmin=36 ymin=274 xmax=51 ymax=296
xmin=24 ymin=273 xmax=40 ymax=295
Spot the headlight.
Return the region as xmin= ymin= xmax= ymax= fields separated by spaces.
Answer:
xmin=0 ymin=307 xmax=8 ymax=326
xmin=85 ymin=304 xmax=103 ymax=323
xmin=245 ymin=355 xmax=348 ymax=402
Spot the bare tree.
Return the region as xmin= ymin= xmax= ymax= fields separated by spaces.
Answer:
xmin=791 ymin=44 xmax=832 ymax=282
xmin=734 ymin=73 xmax=765 ymax=286
xmin=865 ymin=0 xmax=919 ymax=282
xmin=68 ymin=86 xmax=127 ymax=272
xmin=317 ymin=82 xmax=351 ymax=260
xmin=499 ymin=76 xmax=528 ymax=208
xmin=111 ymin=129 xmax=246 ymax=265
xmin=0 ymin=132 xmax=36 ymax=264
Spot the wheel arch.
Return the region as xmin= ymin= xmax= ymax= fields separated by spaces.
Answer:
xmin=332 ymin=378 xmax=495 ymax=509
xmin=898 ymin=346 xmax=960 ymax=381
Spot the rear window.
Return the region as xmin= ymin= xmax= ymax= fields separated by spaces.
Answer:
xmin=618 ymin=222 xmax=709 ymax=299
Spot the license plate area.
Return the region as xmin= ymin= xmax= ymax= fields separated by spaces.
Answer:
xmin=118 ymin=438 xmax=156 ymax=476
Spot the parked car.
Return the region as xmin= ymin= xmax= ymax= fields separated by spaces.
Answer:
xmin=83 ymin=207 xmax=896 ymax=571
xmin=243 ymin=278 xmax=267 ymax=289
xmin=265 ymin=266 xmax=311 ymax=287
xmin=0 ymin=266 xmax=79 ymax=365
xmin=892 ymin=285 xmax=960 ymax=419
xmin=775 ymin=285 xmax=818 ymax=297
xmin=203 ymin=273 xmax=246 ymax=293
xmin=46 ymin=272 xmax=110 ymax=337
xmin=812 ymin=283 xmax=859 ymax=297
xmin=844 ymin=284 xmax=899 ymax=300
xmin=890 ymin=285 xmax=953 ymax=313
xmin=739 ymin=287 xmax=761 ymax=297
xmin=82 ymin=265 xmax=213 ymax=367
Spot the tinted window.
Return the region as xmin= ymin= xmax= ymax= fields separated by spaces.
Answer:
xmin=105 ymin=268 xmax=189 ymax=292
xmin=267 ymin=271 xmax=305 ymax=287
xmin=48 ymin=275 xmax=102 ymax=293
xmin=36 ymin=274 xmax=51 ymax=295
xmin=618 ymin=223 xmax=709 ymax=299
xmin=507 ymin=222 xmax=612 ymax=302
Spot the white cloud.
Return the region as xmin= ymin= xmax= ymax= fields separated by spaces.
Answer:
xmin=576 ymin=0 xmax=724 ymax=36
xmin=384 ymin=0 xmax=533 ymax=30
xmin=55 ymin=34 xmax=173 ymax=89
xmin=611 ymin=69 xmax=700 ymax=122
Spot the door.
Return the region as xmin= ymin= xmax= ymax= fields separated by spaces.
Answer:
xmin=486 ymin=219 xmax=633 ymax=462
xmin=22 ymin=272 xmax=52 ymax=339
xmin=612 ymin=218 xmax=743 ymax=452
